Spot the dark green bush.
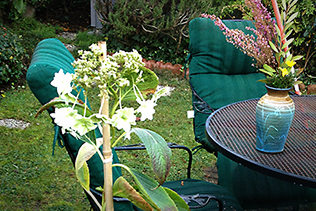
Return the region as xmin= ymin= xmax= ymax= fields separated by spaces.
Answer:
xmin=94 ymin=0 xmax=212 ymax=64
xmin=0 ymin=26 xmax=28 ymax=85
xmin=11 ymin=18 xmax=60 ymax=55
xmin=93 ymin=0 xmax=239 ymax=64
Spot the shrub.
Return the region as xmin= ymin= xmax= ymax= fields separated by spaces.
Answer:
xmin=11 ymin=18 xmax=60 ymax=56
xmin=93 ymin=0 xmax=211 ymax=64
xmin=0 ymin=26 xmax=28 ymax=85
xmin=92 ymin=0 xmax=241 ymax=65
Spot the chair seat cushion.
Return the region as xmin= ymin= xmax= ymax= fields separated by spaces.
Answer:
xmin=163 ymin=179 xmax=243 ymax=211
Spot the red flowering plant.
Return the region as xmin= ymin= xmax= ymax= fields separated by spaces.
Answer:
xmin=201 ymin=0 xmax=302 ymax=89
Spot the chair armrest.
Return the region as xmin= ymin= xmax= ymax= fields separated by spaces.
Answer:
xmin=114 ymin=142 xmax=192 ymax=179
xmin=189 ymin=80 xmax=214 ymax=114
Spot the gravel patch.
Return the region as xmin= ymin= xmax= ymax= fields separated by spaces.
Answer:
xmin=0 ymin=119 xmax=30 ymax=129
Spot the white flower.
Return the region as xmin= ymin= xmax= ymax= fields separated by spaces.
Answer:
xmin=50 ymin=69 xmax=73 ymax=95
xmin=111 ymin=107 xmax=136 ymax=139
xmin=136 ymin=98 xmax=157 ymax=121
xmin=89 ymin=43 xmax=100 ymax=53
xmin=50 ymin=107 xmax=80 ymax=132
xmin=72 ymin=116 xmax=97 ymax=136
xmin=117 ymin=78 xmax=130 ymax=87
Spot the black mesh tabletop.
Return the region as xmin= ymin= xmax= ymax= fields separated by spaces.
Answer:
xmin=206 ymin=95 xmax=316 ymax=188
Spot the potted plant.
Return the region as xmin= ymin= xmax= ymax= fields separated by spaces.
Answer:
xmin=200 ymin=0 xmax=302 ymax=153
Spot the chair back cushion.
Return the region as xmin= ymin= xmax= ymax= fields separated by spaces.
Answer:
xmin=189 ymin=17 xmax=258 ymax=75
xmin=188 ymin=18 xmax=267 ymax=151
xmin=27 ymin=38 xmax=76 ymax=105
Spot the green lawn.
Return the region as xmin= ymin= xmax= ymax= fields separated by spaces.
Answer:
xmin=0 ymin=69 xmax=216 ymax=210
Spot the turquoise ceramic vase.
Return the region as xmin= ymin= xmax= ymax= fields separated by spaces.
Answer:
xmin=255 ymin=85 xmax=295 ymax=153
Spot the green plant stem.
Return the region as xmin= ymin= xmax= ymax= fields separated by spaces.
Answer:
xmin=111 ymin=132 xmax=127 ymax=148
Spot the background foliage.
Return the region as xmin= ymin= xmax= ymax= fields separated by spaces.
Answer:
xmin=0 ymin=25 xmax=27 ymax=86
xmin=94 ymin=0 xmax=240 ymax=64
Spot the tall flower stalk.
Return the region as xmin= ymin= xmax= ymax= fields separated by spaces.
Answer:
xmin=37 ymin=42 xmax=189 ymax=211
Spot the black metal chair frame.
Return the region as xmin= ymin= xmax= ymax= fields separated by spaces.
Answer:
xmin=55 ymin=123 xmax=225 ymax=211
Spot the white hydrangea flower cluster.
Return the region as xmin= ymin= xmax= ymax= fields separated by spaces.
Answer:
xmin=72 ymin=44 xmax=145 ymax=94
xmin=49 ymin=68 xmax=168 ymax=140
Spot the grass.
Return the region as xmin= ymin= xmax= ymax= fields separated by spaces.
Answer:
xmin=0 ymin=68 xmax=216 ymax=210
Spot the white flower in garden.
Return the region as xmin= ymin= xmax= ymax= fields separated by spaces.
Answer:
xmin=111 ymin=107 xmax=136 ymax=139
xmin=136 ymin=71 xmax=144 ymax=83
xmin=50 ymin=69 xmax=73 ymax=95
xmin=117 ymin=78 xmax=130 ymax=87
xmin=50 ymin=107 xmax=80 ymax=133
xmin=136 ymin=98 xmax=157 ymax=121
xmin=89 ymin=43 xmax=101 ymax=53
xmin=72 ymin=116 xmax=97 ymax=136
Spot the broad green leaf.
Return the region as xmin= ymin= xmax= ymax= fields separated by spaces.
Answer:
xmin=113 ymin=177 xmax=153 ymax=211
xmin=131 ymin=128 xmax=171 ymax=185
xmin=281 ymin=0 xmax=286 ymax=11
xmin=284 ymin=22 xmax=294 ymax=33
xmin=121 ymin=66 xmax=159 ymax=101
xmin=164 ymin=187 xmax=190 ymax=211
xmin=282 ymin=38 xmax=294 ymax=50
xmin=258 ymin=79 xmax=268 ymax=83
xmin=275 ymin=23 xmax=281 ymax=37
xmin=35 ymin=97 xmax=92 ymax=118
xmin=263 ymin=64 xmax=276 ymax=73
xmin=286 ymin=12 xmax=298 ymax=24
xmin=281 ymin=11 xmax=286 ymax=23
xmin=114 ymin=164 xmax=179 ymax=211
xmin=284 ymin=29 xmax=293 ymax=41
xmin=288 ymin=5 xmax=296 ymax=15
xmin=130 ymin=168 xmax=178 ymax=211
xmin=292 ymin=55 xmax=303 ymax=61
xmin=75 ymin=142 xmax=97 ymax=170
xmin=259 ymin=69 xmax=274 ymax=76
xmin=75 ymin=143 xmax=97 ymax=191
xmin=269 ymin=41 xmax=279 ymax=53
xmin=75 ymin=162 xmax=90 ymax=191
xmin=289 ymin=0 xmax=298 ymax=9
xmin=285 ymin=54 xmax=293 ymax=62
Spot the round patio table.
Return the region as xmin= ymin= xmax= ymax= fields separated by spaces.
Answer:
xmin=205 ymin=95 xmax=316 ymax=188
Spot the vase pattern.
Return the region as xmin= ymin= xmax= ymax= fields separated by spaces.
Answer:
xmin=255 ymin=85 xmax=295 ymax=153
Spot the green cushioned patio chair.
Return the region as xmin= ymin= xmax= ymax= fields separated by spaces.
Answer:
xmin=26 ymin=38 xmax=244 ymax=211
xmin=188 ymin=17 xmax=316 ymax=209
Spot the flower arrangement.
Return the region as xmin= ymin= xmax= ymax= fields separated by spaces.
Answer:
xmin=201 ymin=0 xmax=302 ymax=89
xmin=37 ymin=42 xmax=189 ymax=210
